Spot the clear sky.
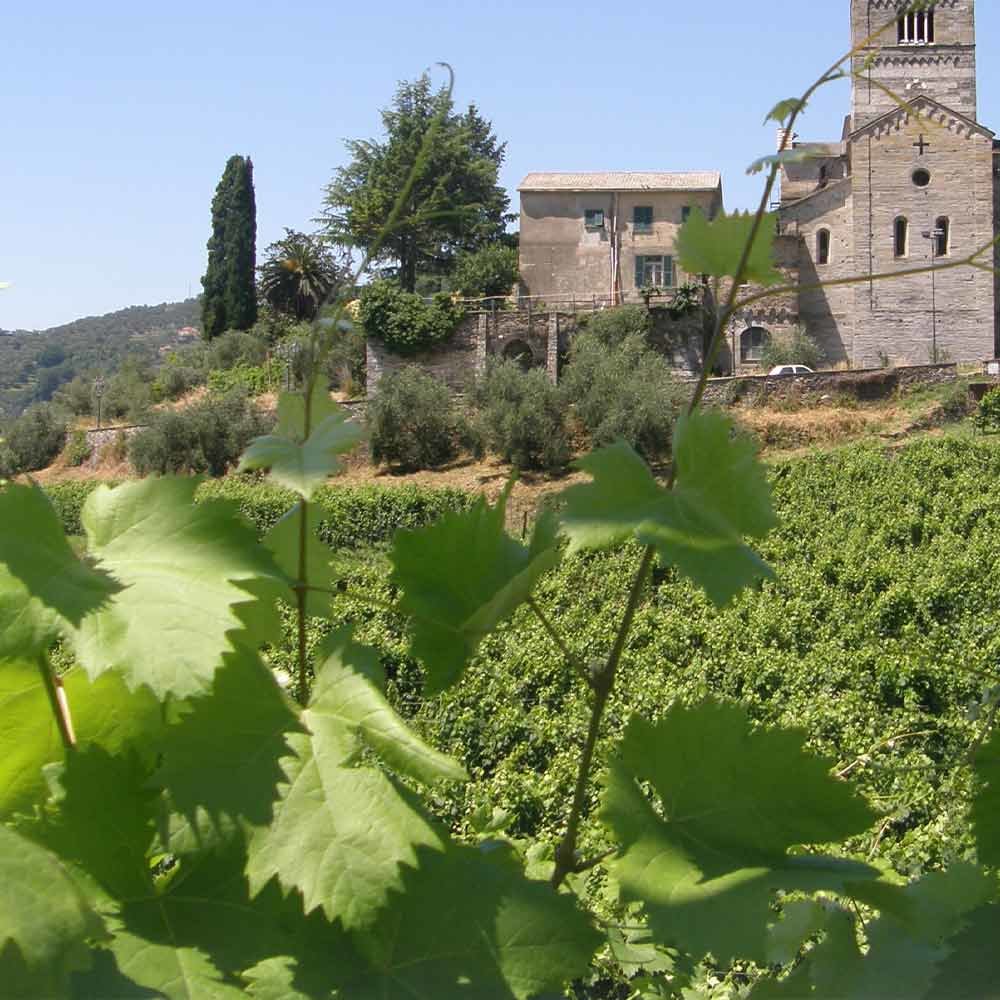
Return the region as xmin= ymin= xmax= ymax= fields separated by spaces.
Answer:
xmin=3 ymin=1 xmax=998 ymax=331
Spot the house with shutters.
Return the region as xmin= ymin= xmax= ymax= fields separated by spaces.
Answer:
xmin=517 ymin=172 xmax=723 ymax=307
xmin=518 ymin=0 xmax=1000 ymax=372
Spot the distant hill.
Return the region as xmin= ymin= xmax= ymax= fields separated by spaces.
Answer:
xmin=0 ymin=299 xmax=202 ymax=418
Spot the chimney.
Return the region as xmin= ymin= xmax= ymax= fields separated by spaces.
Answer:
xmin=776 ymin=128 xmax=797 ymax=152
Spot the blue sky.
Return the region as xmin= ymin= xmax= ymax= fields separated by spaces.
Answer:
xmin=2 ymin=1 xmax=998 ymax=331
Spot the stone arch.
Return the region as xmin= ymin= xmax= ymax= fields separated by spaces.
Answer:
xmin=502 ymin=338 xmax=536 ymax=370
xmin=740 ymin=326 xmax=770 ymax=364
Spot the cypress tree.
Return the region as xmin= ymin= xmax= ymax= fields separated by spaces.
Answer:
xmin=201 ymin=155 xmax=257 ymax=339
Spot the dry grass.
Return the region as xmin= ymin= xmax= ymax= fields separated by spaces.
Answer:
xmin=735 ymin=405 xmax=896 ymax=452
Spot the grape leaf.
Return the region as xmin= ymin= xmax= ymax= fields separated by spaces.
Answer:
xmin=972 ymin=727 xmax=1000 ymax=866
xmin=262 ymin=503 xmax=336 ymax=617
xmin=561 ymin=415 xmax=775 ymax=605
xmin=68 ymin=478 xmax=283 ymax=698
xmin=247 ymin=633 xmax=463 ymax=929
xmin=0 ymin=484 xmax=120 ymax=658
xmin=154 ymin=650 xmax=303 ymax=829
xmin=764 ymin=97 xmax=807 ymax=125
xmin=675 ymin=208 xmax=783 ymax=286
xmin=239 ymin=385 xmax=362 ymax=499
xmin=601 ymin=700 xmax=880 ymax=964
xmin=390 ymin=486 xmax=560 ymax=692
xmin=0 ymin=661 xmax=161 ymax=820
xmin=0 ymin=825 xmax=105 ymax=999
xmin=926 ymin=904 xmax=1000 ymax=1000
xmin=346 ymin=844 xmax=601 ymax=999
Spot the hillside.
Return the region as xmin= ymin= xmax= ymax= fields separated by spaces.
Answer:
xmin=0 ymin=298 xmax=201 ymax=418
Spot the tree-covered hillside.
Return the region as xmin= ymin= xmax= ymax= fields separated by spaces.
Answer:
xmin=0 ymin=298 xmax=201 ymax=418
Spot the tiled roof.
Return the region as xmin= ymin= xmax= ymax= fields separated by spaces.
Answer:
xmin=518 ymin=171 xmax=722 ymax=192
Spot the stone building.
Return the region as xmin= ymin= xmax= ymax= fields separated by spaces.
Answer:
xmin=518 ymin=0 xmax=1000 ymax=372
xmin=518 ymin=173 xmax=723 ymax=305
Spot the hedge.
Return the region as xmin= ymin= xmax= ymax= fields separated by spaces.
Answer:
xmin=44 ymin=477 xmax=474 ymax=547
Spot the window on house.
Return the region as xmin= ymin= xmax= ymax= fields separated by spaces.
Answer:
xmin=633 ymin=206 xmax=653 ymax=234
xmin=681 ymin=205 xmax=692 ymax=223
xmin=818 ymin=164 xmax=829 ymax=187
xmin=584 ymin=208 xmax=605 ymax=230
xmin=894 ymin=216 xmax=909 ymax=258
xmin=898 ymin=9 xmax=934 ymax=44
xmin=740 ymin=327 xmax=770 ymax=363
xmin=634 ymin=255 xmax=675 ymax=289
xmin=817 ymin=229 xmax=831 ymax=266
xmin=934 ymin=217 xmax=950 ymax=257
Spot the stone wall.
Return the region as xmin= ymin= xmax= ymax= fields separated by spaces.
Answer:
xmin=82 ymin=424 xmax=143 ymax=469
xmin=697 ymin=362 xmax=957 ymax=407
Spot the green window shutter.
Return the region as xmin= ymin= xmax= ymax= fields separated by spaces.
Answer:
xmin=635 ymin=256 xmax=645 ymax=288
xmin=665 ymin=256 xmax=675 ymax=287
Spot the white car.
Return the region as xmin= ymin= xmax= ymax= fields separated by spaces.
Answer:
xmin=768 ymin=365 xmax=815 ymax=376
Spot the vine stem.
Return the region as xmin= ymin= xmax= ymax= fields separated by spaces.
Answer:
xmin=295 ymin=381 xmax=315 ymax=707
xmin=551 ymin=546 xmax=655 ymax=889
xmin=37 ymin=654 xmax=76 ymax=751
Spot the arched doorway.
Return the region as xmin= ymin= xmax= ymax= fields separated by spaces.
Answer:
xmin=503 ymin=339 xmax=535 ymax=370
xmin=740 ymin=327 xmax=770 ymax=365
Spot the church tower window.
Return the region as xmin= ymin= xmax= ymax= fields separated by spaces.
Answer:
xmin=894 ymin=217 xmax=909 ymax=258
xmin=816 ymin=229 xmax=831 ymax=265
xmin=898 ymin=9 xmax=934 ymax=45
xmin=934 ymin=218 xmax=950 ymax=257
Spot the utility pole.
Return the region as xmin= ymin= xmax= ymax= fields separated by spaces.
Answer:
xmin=921 ymin=227 xmax=944 ymax=363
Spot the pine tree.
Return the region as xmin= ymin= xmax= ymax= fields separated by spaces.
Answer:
xmin=201 ymin=156 xmax=258 ymax=339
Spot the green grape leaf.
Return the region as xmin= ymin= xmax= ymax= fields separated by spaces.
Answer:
xmin=346 ymin=844 xmax=601 ymax=999
xmin=247 ymin=635 xmax=455 ymax=929
xmin=764 ymin=97 xmax=807 ymax=125
xmin=0 ymin=661 xmax=161 ymax=820
xmin=926 ymin=904 xmax=1000 ymax=1000
xmin=676 ymin=208 xmax=783 ymax=286
xmin=561 ymin=415 xmax=775 ymax=605
xmin=766 ymin=900 xmax=829 ymax=966
xmin=601 ymin=701 xmax=880 ymax=965
xmin=68 ymin=478 xmax=283 ymax=698
xmin=390 ymin=486 xmax=560 ymax=692
xmin=0 ymin=484 xmax=120 ymax=658
xmin=972 ymin=727 xmax=1000 ymax=866
xmin=154 ymin=651 xmax=303 ymax=829
xmin=262 ymin=503 xmax=336 ymax=617
xmin=0 ymin=825 xmax=105 ymax=998
xmin=747 ymin=148 xmax=820 ymax=176
xmin=239 ymin=384 xmax=362 ymax=499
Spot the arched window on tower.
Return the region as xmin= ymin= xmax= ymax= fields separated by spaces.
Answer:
xmin=898 ymin=9 xmax=934 ymax=44
xmin=934 ymin=217 xmax=950 ymax=257
xmin=894 ymin=217 xmax=909 ymax=258
xmin=816 ymin=229 xmax=831 ymax=266
xmin=740 ymin=327 xmax=770 ymax=364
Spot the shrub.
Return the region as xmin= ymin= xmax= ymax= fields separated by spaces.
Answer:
xmin=64 ymin=430 xmax=92 ymax=467
xmin=53 ymin=375 xmax=95 ymax=416
xmin=206 ymin=361 xmax=283 ymax=396
xmin=129 ymin=389 xmax=272 ymax=477
xmin=469 ymin=360 xmax=569 ymax=470
xmin=576 ymin=304 xmax=651 ymax=346
xmin=976 ymin=387 xmax=1000 ymax=433
xmin=0 ymin=404 xmax=67 ymax=476
xmin=323 ymin=320 xmax=367 ymax=395
xmin=207 ymin=329 xmax=269 ymax=370
xmin=452 ymin=244 xmax=519 ymax=298
xmin=152 ymin=362 xmax=205 ymax=401
xmin=101 ymin=364 xmax=154 ymax=422
xmin=359 ymin=280 xmax=465 ymax=355
xmin=368 ymin=367 xmax=468 ymax=470
xmin=561 ymin=331 xmax=687 ymax=461
xmin=759 ymin=325 xmax=824 ymax=370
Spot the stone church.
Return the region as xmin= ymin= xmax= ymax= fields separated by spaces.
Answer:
xmin=518 ymin=0 xmax=1000 ymax=372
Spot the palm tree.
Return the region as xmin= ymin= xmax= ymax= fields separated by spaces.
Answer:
xmin=258 ymin=230 xmax=342 ymax=321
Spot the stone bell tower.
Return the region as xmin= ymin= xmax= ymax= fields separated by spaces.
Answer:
xmin=851 ymin=0 xmax=978 ymax=130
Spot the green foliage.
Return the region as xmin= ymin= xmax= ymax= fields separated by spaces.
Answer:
xmin=259 ymin=230 xmax=344 ymax=322
xmin=322 ymin=315 xmax=367 ymax=394
xmin=0 ymin=403 xmax=66 ymax=476
xmin=453 ymin=243 xmax=519 ymax=297
xmin=577 ymin=304 xmax=651 ymax=346
xmin=470 ymin=360 xmax=570 ymax=471
xmin=202 ymin=155 xmax=258 ymax=338
xmin=368 ymin=366 xmax=470 ymax=470
xmin=759 ymin=325 xmax=824 ymax=370
xmin=63 ymin=429 xmax=91 ymax=467
xmin=359 ymin=279 xmax=465 ymax=354
xmin=129 ymin=388 xmax=272 ymax=476
xmin=390 ymin=488 xmax=559 ymax=692
xmin=206 ymin=361 xmax=283 ymax=396
xmin=561 ymin=331 xmax=687 ymax=462
xmin=976 ymin=387 xmax=1000 ymax=433
xmin=676 ymin=208 xmax=783 ymax=286
xmin=239 ymin=383 xmax=363 ymax=499
xmin=321 ymin=75 xmax=510 ymax=291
